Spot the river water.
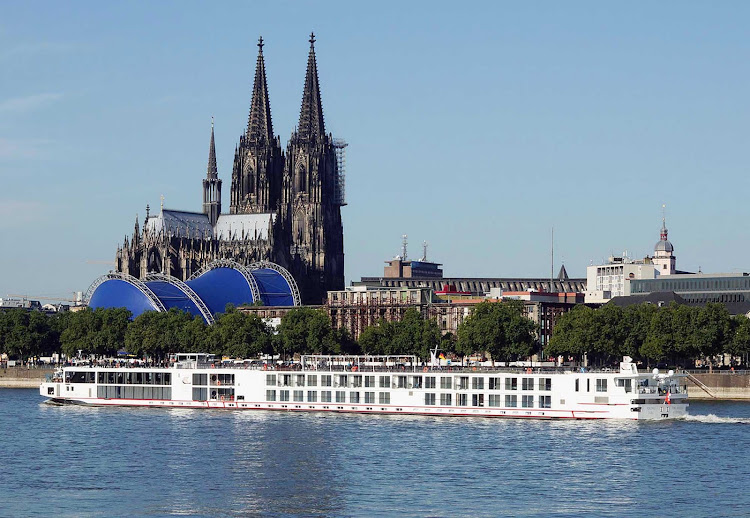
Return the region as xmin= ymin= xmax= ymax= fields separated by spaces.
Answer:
xmin=0 ymin=389 xmax=748 ymax=518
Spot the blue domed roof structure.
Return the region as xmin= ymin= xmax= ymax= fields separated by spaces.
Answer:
xmin=86 ymin=260 xmax=300 ymax=323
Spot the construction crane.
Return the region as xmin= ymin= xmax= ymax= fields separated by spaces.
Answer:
xmin=8 ymin=293 xmax=84 ymax=304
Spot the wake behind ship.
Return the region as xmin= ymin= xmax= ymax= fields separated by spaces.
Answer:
xmin=40 ymin=354 xmax=688 ymax=420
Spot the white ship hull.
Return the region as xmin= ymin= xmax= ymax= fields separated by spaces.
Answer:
xmin=40 ymin=356 xmax=688 ymax=420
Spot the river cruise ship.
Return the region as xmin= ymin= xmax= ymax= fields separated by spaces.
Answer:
xmin=40 ymin=354 xmax=688 ymax=420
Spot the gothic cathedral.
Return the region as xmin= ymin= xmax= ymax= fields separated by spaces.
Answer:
xmin=116 ymin=35 xmax=345 ymax=304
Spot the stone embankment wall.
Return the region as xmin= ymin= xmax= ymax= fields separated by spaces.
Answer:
xmin=0 ymin=367 xmax=55 ymax=388
xmin=687 ymin=373 xmax=750 ymax=400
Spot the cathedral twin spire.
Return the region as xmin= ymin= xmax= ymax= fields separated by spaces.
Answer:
xmin=297 ymin=33 xmax=326 ymax=143
xmin=246 ymin=37 xmax=274 ymax=146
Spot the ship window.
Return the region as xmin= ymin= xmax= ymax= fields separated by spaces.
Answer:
xmin=365 ymin=376 xmax=375 ymax=388
xmin=440 ymin=377 xmax=452 ymax=389
xmin=522 ymin=378 xmax=534 ymax=391
xmin=116 ymin=372 xmax=125 ymax=384
xmin=338 ymin=375 xmax=348 ymax=387
xmin=412 ymin=376 xmax=423 ymax=389
xmin=575 ymin=379 xmax=580 ymax=392
xmin=266 ymin=390 xmax=276 ymax=401
xmin=280 ymin=390 xmax=289 ymax=402
xmin=425 ymin=376 xmax=436 ymax=389
xmin=193 ymin=387 xmax=208 ymax=401
xmin=596 ymin=379 xmax=608 ymax=392
xmin=440 ymin=393 xmax=452 ymax=406
xmin=352 ymin=375 xmax=362 ymax=388
xmin=472 ymin=394 xmax=484 ymax=407
xmin=321 ymin=375 xmax=332 ymax=387
xmin=365 ymin=392 xmax=375 ymax=404
xmin=472 ymin=378 xmax=484 ymax=390
xmin=488 ymin=394 xmax=501 ymax=407
xmin=164 ymin=373 xmax=171 ymax=385
xmin=489 ymin=377 xmax=501 ymax=390
xmin=296 ymin=375 xmax=305 ymax=387
xmin=587 ymin=379 xmax=590 ymax=392
xmin=425 ymin=393 xmax=436 ymax=405
xmin=124 ymin=386 xmax=134 ymax=399
xmin=505 ymin=394 xmax=517 ymax=407
xmin=155 ymin=373 xmax=163 ymax=385
xmin=379 ymin=376 xmax=390 ymax=388
xmin=349 ymin=392 xmax=360 ymax=403
xmin=293 ymin=390 xmax=303 ymax=402
xmin=134 ymin=386 xmax=144 ymax=399
xmin=456 ymin=377 xmax=469 ymax=390
xmin=108 ymin=372 xmax=116 ymax=384
xmin=522 ymin=395 xmax=534 ymax=408
xmin=505 ymin=378 xmax=518 ymax=391
xmin=397 ymin=376 xmax=408 ymax=388
xmin=194 ymin=374 xmax=208 ymax=386
xmin=379 ymin=392 xmax=391 ymax=404
xmin=456 ymin=394 xmax=468 ymax=407
xmin=282 ymin=375 xmax=292 ymax=387
xmin=266 ymin=374 xmax=277 ymax=386
xmin=307 ymin=375 xmax=318 ymax=387
xmin=335 ymin=391 xmax=346 ymax=403
xmin=539 ymin=378 xmax=552 ymax=391
xmin=540 ymin=396 xmax=551 ymax=408
xmin=97 ymin=373 xmax=105 ymax=384
xmin=321 ymin=391 xmax=331 ymax=402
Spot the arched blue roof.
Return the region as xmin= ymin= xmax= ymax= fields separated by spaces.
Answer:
xmin=252 ymin=268 xmax=296 ymax=307
xmin=85 ymin=260 xmax=300 ymax=324
xmin=145 ymin=280 xmax=202 ymax=315
xmin=88 ymin=278 xmax=159 ymax=318
xmin=185 ymin=267 xmax=256 ymax=315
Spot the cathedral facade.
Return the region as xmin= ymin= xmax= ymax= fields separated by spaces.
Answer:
xmin=116 ymin=34 xmax=345 ymax=304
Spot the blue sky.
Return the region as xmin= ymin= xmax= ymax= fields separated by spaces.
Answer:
xmin=2 ymin=1 xmax=750 ymax=300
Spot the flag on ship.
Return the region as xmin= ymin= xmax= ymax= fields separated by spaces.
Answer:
xmin=665 ymin=391 xmax=671 ymax=405
xmin=438 ymin=353 xmax=445 ymax=360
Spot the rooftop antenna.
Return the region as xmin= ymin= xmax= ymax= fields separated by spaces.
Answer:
xmin=422 ymin=241 xmax=428 ymax=262
xmin=550 ymin=227 xmax=554 ymax=289
xmin=401 ymin=234 xmax=408 ymax=261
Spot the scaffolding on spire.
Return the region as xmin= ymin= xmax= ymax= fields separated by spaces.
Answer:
xmin=333 ymin=138 xmax=347 ymax=205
